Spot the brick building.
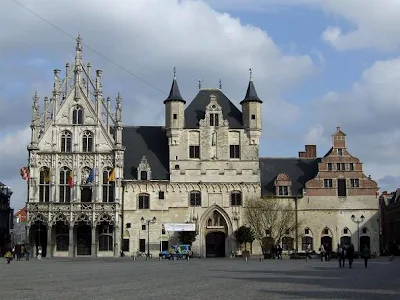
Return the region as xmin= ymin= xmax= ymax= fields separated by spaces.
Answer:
xmin=0 ymin=182 xmax=13 ymax=256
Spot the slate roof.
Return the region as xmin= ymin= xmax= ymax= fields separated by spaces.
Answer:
xmin=389 ymin=188 xmax=400 ymax=205
xmin=164 ymin=78 xmax=185 ymax=104
xmin=122 ymin=126 xmax=169 ymax=180
xmin=240 ymin=80 xmax=262 ymax=104
xmin=259 ymin=158 xmax=321 ymax=197
xmin=184 ymin=89 xmax=244 ymax=129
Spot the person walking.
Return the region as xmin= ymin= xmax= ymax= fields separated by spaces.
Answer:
xmin=361 ymin=245 xmax=371 ymax=268
xmin=305 ymin=244 xmax=311 ymax=262
xmin=319 ymin=244 xmax=326 ymax=261
xmin=346 ymin=244 xmax=355 ymax=268
xmin=338 ymin=244 xmax=346 ymax=268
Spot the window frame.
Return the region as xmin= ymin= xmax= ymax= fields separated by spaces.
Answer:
xmin=189 ymin=191 xmax=201 ymax=207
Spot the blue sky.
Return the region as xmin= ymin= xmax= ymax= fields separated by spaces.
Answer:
xmin=1 ymin=0 xmax=400 ymax=209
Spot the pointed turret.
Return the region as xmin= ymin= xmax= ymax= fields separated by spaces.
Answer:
xmin=74 ymin=35 xmax=83 ymax=101
xmin=241 ymin=68 xmax=262 ymax=144
xmin=163 ymin=69 xmax=185 ymax=104
xmin=164 ymin=67 xmax=185 ymax=139
xmin=29 ymin=91 xmax=40 ymax=149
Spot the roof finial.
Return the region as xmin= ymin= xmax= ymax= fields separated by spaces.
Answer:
xmin=249 ymin=67 xmax=253 ymax=81
xmin=198 ymin=79 xmax=202 ymax=90
xmin=219 ymin=78 xmax=222 ymax=89
xmin=173 ymin=66 xmax=176 ymax=79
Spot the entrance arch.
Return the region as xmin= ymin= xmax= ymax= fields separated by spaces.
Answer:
xmin=360 ymin=236 xmax=370 ymax=250
xmin=76 ymin=224 xmax=91 ymax=256
xmin=320 ymin=227 xmax=333 ymax=253
xmin=199 ymin=205 xmax=232 ymax=258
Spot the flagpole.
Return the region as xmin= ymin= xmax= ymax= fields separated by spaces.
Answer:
xmin=160 ymin=202 xmax=163 ymax=253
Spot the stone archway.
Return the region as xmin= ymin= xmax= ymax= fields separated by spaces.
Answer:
xmin=198 ymin=205 xmax=233 ymax=258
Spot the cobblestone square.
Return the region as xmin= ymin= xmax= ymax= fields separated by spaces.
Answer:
xmin=1 ymin=257 xmax=399 ymax=300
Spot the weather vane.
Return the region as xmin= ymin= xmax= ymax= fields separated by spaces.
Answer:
xmin=173 ymin=66 xmax=176 ymax=79
xmin=249 ymin=68 xmax=253 ymax=81
xmin=219 ymin=78 xmax=222 ymax=89
xmin=198 ymin=79 xmax=202 ymax=90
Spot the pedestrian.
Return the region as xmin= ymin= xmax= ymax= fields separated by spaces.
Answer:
xmin=305 ymin=244 xmax=311 ymax=262
xmin=4 ymin=250 xmax=12 ymax=264
xmin=319 ymin=244 xmax=326 ymax=261
xmin=361 ymin=245 xmax=371 ymax=268
xmin=338 ymin=243 xmax=346 ymax=268
xmin=346 ymin=244 xmax=355 ymax=268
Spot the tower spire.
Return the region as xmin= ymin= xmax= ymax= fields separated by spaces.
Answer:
xmin=74 ymin=35 xmax=83 ymax=100
xmin=164 ymin=67 xmax=185 ymax=104
xmin=240 ymin=68 xmax=262 ymax=104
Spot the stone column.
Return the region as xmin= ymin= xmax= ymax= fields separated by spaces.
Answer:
xmin=68 ymin=225 xmax=74 ymax=257
xmin=47 ymin=225 xmax=53 ymax=257
xmin=91 ymin=225 xmax=96 ymax=257
xmin=113 ymin=225 xmax=120 ymax=257
xmin=25 ymin=225 xmax=30 ymax=245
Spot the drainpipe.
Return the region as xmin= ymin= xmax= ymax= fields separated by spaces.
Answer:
xmin=295 ymin=196 xmax=299 ymax=252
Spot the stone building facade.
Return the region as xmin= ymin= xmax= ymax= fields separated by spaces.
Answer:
xmin=26 ymin=36 xmax=123 ymax=257
xmin=0 ymin=183 xmax=13 ymax=256
xmin=27 ymin=37 xmax=380 ymax=258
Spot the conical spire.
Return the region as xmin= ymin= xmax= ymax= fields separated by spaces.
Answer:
xmin=240 ymin=68 xmax=262 ymax=104
xmin=164 ymin=67 xmax=186 ymax=104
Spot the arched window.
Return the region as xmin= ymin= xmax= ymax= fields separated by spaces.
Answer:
xmin=98 ymin=222 xmax=113 ymax=251
xmin=39 ymin=167 xmax=50 ymax=203
xmin=189 ymin=191 xmax=201 ymax=207
xmin=302 ymin=236 xmax=313 ymax=250
xmin=230 ymin=191 xmax=242 ymax=206
xmin=59 ymin=167 xmax=72 ymax=203
xmin=61 ymin=131 xmax=72 ymax=152
xmin=282 ymin=237 xmax=294 ymax=251
xmin=138 ymin=193 xmax=150 ymax=209
xmin=102 ymin=167 xmax=114 ymax=203
xmin=72 ymin=105 xmax=83 ymax=125
xmin=82 ymin=131 xmax=93 ymax=152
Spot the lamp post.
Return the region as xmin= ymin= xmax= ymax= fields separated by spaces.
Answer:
xmin=351 ymin=214 xmax=365 ymax=252
xmin=141 ymin=216 xmax=156 ymax=258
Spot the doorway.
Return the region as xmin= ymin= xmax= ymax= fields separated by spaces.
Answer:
xmin=321 ymin=236 xmax=332 ymax=253
xmin=76 ymin=225 xmax=91 ymax=255
xmin=33 ymin=222 xmax=48 ymax=257
xmin=206 ymin=232 xmax=225 ymax=257
xmin=360 ymin=236 xmax=371 ymax=250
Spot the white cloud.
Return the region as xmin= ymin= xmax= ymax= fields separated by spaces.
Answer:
xmin=0 ymin=0 xmax=316 ymax=209
xmin=207 ymin=0 xmax=400 ymax=52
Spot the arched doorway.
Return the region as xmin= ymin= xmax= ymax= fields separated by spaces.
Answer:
xmin=32 ymin=221 xmax=48 ymax=257
xmin=76 ymin=224 xmax=91 ymax=255
xmin=204 ymin=210 xmax=228 ymax=257
xmin=360 ymin=236 xmax=370 ymax=250
xmin=206 ymin=232 xmax=225 ymax=257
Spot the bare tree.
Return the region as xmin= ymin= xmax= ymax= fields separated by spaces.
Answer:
xmin=244 ymin=197 xmax=298 ymax=251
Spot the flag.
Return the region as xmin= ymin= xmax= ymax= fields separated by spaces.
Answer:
xmin=108 ymin=168 xmax=115 ymax=182
xmin=67 ymin=171 xmax=73 ymax=187
xmin=20 ymin=167 xmax=30 ymax=181
xmin=44 ymin=168 xmax=50 ymax=183
xmin=86 ymin=168 xmax=94 ymax=184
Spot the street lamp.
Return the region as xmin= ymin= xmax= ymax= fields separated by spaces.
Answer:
xmin=351 ymin=214 xmax=365 ymax=252
xmin=141 ymin=216 xmax=156 ymax=258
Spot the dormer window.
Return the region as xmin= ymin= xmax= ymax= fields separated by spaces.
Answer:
xmin=210 ymin=113 xmax=219 ymax=126
xmin=338 ymin=148 xmax=343 ymax=156
xmin=278 ymin=186 xmax=289 ymax=196
xmin=137 ymin=156 xmax=151 ymax=181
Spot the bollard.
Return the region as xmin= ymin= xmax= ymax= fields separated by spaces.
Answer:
xmin=133 ymin=256 xmax=136 ymax=261
xmin=146 ymin=256 xmax=149 ymax=261
xmin=259 ymin=257 xmax=262 ymax=262
xmin=187 ymin=256 xmax=190 ymax=262
xmin=245 ymin=256 xmax=248 ymax=262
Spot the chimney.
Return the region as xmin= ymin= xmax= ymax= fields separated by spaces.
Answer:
xmin=305 ymin=145 xmax=317 ymax=158
xmin=299 ymin=151 xmax=306 ymax=158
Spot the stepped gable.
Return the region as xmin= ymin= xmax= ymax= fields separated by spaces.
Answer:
xmin=184 ymin=89 xmax=243 ymax=129
xmin=259 ymin=157 xmax=321 ymax=197
xmin=123 ymin=126 xmax=169 ymax=180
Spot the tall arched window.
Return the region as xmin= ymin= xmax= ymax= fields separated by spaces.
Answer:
xmin=189 ymin=191 xmax=201 ymax=207
xmin=39 ymin=167 xmax=50 ymax=203
xmin=59 ymin=167 xmax=72 ymax=203
xmin=82 ymin=131 xmax=93 ymax=152
xmin=102 ymin=167 xmax=114 ymax=203
xmin=61 ymin=131 xmax=72 ymax=152
xmin=72 ymin=105 xmax=83 ymax=125
xmin=98 ymin=222 xmax=113 ymax=251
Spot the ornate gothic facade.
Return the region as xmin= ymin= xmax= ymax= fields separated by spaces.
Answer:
xmin=27 ymin=37 xmax=380 ymax=258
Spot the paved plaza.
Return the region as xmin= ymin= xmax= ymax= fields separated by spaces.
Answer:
xmin=0 ymin=256 xmax=399 ymax=300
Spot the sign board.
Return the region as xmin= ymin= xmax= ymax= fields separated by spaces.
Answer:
xmin=164 ymin=223 xmax=195 ymax=232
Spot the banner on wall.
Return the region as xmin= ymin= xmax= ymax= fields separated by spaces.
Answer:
xmin=164 ymin=223 xmax=196 ymax=232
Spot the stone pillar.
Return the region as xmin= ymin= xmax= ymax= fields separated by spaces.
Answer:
xmin=113 ymin=225 xmax=119 ymax=257
xmin=47 ymin=225 xmax=53 ymax=257
xmin=26 ymin=225 xmax=30 ymax=245
xmin=91 ymin=225 xmax=96 ymax=257
xmin=68 ymin=225 xmax=74 ymax=257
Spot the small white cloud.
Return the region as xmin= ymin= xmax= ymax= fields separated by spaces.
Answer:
xmin=321 ymin=27 xmax=342 ymax=48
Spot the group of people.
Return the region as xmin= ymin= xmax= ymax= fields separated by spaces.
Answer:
xmin=3 ymin=244 xmax=31 ymax=264
xmin=337 ymin=243 xmax=371 ymax=268
xmin=270 ymin=244 xmax=283 ymax=259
